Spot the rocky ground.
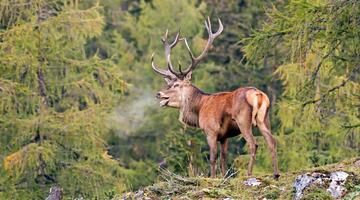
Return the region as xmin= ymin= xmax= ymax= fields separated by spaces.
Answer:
xmin=122 ymin=158 xmax=360 ymax=200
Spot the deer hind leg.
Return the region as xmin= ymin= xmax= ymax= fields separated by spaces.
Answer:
xmin=220 ymin=139 xmax=228 ymax=177
xmin=206 ymin=134 xmax=218 ymax=178
xmin=236 ymin=119 xmax=257 ymax=176
xmin=257 ymin=114 xmax=280 ymax=179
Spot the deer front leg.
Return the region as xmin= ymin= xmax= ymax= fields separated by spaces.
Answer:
xmin=220 ymin=139 xmax=228 ymax=177
xmin=206 ymin=135 xmax=218 ymax=178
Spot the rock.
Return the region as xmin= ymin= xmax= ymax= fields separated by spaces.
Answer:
xmin=294 ymin=174 xmax=317 ymax=200
xmin=134 ymin=190 xmax=144 ymax=198
xmin=326 ymin=171 xmax=349 ymax=199
xmin=279 ymin=186 xmax=286 ymax=192
xmin=293 ymin=172 xmax=331 ymax=200
xmin=121 ymin=190 xmax=152 ymax=200
xmin=243 ymin=178 xmax=261 ymax=186
xmin=45 ymin=186 xmax=63 ymax=200
xmin=354 ymin=159 xmax=360 ymax=167
xmin=293 ymin=171 xmax=350 ymax=200
xmin=223 ymin=198 xmax=234 ymax=200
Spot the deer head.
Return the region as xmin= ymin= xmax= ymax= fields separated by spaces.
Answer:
xmin=151 ymin=17 xmax=223 ymax=108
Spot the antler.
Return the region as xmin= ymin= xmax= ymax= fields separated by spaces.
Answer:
xmin=162 ymin=29 xmax=182 ymax=76
xmin=151 ymin=17 xmax=223 ymax=80
xmin=151 ymin=30 xmax=182 ymax=79
xmin=151 ymin=53 xmax=177 ymax=79
xmin=181 ymin=17 xmax=223 ymax=76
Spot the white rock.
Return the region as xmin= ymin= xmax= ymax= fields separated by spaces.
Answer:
xmin=326 ymin=171 xmax=349 ymax=199
xmin=293 ymin=171 xmax=350 ymax=200
xmin=293 ymin=174 xmax=317 ymax=200
xmin=243 ymin=178 xmax=261 ymax=186
xmin=330 ymin=171 xmax=349 ymax=181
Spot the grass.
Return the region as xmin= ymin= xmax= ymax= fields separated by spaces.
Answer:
xmin=123 ymin=158 xmax=360 ymax=200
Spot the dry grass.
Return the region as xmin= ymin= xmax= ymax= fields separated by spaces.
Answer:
xmin=123 ymin=158 xmax=360 ymax=200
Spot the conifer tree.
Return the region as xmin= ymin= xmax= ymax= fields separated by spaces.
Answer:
xmin=243 ymin=0 xmax=360 ymax=170
xmin=0 ymin=1 xmax=132 ymax=199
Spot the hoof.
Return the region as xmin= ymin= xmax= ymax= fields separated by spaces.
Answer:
xmin=273 ymin=174 xmax=280 ymax=180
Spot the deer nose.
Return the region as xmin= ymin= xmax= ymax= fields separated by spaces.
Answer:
xmin=156 ymin=92 xmax=161 ymax=99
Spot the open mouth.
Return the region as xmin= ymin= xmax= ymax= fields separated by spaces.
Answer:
xmin=159 ymin=97 xmax=169 ymax=107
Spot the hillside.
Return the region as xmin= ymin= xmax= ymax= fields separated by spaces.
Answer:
xmin=123 ymin=158 xmax=360 ymax=200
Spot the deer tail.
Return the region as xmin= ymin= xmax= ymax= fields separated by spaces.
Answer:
xmin=246 ymin=89 xmax=270 ymax=127
xmin=256 ymin=93 xmax=269 ymax=126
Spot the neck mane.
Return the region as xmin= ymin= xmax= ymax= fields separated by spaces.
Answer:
xmin=179 ymin=85 xmax=207 ymax=127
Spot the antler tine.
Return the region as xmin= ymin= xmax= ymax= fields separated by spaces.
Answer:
xmin=151 ymin=53 xmax=177 ymax=79
xmin=214 ymin=18 xmax=223 ymax=36
xmin=182 ymin=17 xmax=223 ymax=76
xmin=161 ymin=29 xmax=169 ymax=43
xmin=163 ymin=30 xmax=182 ymax=76
xmin=170 ymin=30 xmax=180 ymax=48
xmin=205 ymin=16 xmax=212 ymax=34
xmin=151 ymin=18 xmax=223 ymax=80
xmin=183 ymin=38 xmax=195 ymax=60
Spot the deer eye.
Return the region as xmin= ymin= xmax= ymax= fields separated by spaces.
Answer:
xmin=173 ymin=83 xmax=180 ymax=88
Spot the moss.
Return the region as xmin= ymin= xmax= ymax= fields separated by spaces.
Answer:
xmin=341 ymin=158 xmax=359 ymax=165
xmin=343 ymin=185 xmax=360 ymax=200
xmin=286 ymin=187 xmax=296 ymax=200
xmin=345 ymin=173 xmax=360 ymax=191
xmin=263 ymin=187 xmax=280 ymax=199
xmin=302 ymin=186 xmax=332 ymax=200
xmin=202 ymin=188 xmax=232 ymax=198
xmin=198 ymin=177 xmax=222 ymax=187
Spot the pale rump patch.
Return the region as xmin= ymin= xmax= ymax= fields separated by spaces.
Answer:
xmin=246 ymin=89 xmax=270 ymax=126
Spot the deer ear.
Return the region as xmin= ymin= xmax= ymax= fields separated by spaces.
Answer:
xmin=184 ymin=71 xmax=192 ymax=81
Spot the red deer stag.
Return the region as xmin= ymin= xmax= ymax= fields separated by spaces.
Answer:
xmin=151 ymin=17 xmax=280 ymax=179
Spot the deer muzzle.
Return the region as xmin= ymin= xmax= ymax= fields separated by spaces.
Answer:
xmin=156 ymin=92 xmax=170 ymax=107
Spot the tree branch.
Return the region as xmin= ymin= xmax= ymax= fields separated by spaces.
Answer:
xmin=342 ymin=123 xmax=360 ymax=129
xmin=37 ymin=68 xmax=46 ymax=97
xmin=303 ymin=65 xmax=360 ymax=107
xmin=310 ymin=41 xmax=341 ymax=84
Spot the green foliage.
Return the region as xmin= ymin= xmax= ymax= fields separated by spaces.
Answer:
xmin=344 ymin=185 xmax=360 ymax=200
xmin=263 ymin=186 xmax=281 ymax=199
xmin=302 ymin=187 xmax=332 ymax=200
xmin=98 ymin=0 xmax=214 ymax=178
xmin=0 ymin=1 xmax=133 ymax=199
xmin=0 ymin=0 xmax=359 ymax=198
xmin=160 ymin=127 xmax=208 ymax=176
xmin=244 ymin=0 xmax=360 ymax=171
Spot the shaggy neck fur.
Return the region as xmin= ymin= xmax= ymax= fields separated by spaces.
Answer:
xmin=179 ymin=85 xmax=207 ymax=127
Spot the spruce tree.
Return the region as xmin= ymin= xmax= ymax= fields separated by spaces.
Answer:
xmin=0 ymin=1 xmax=131 ymax=199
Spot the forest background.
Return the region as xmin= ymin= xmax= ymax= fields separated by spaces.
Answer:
xmin=0 ymin=0 xmax=359 ymax=199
